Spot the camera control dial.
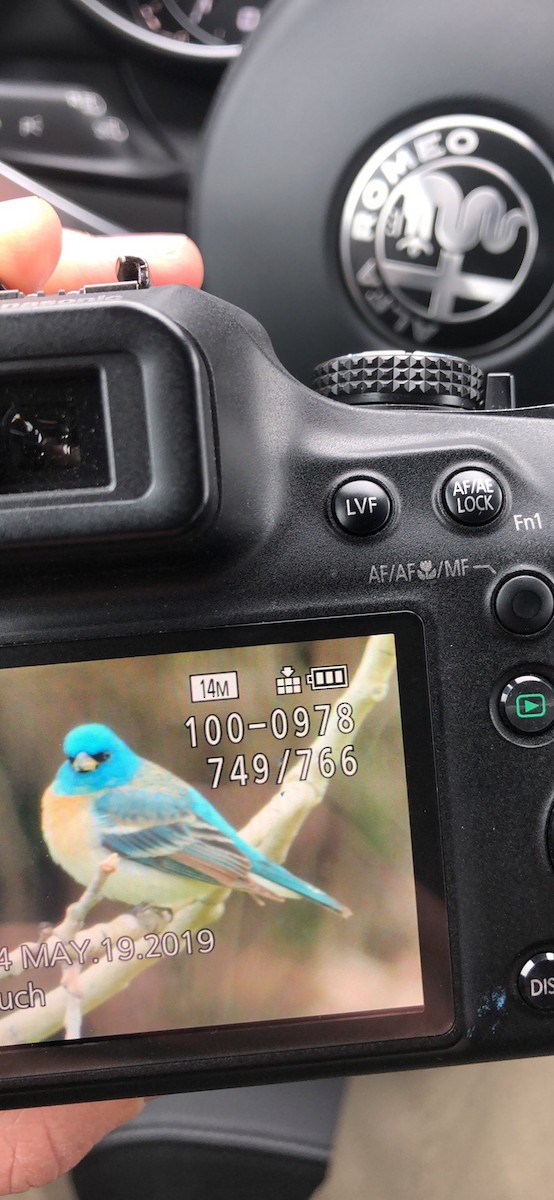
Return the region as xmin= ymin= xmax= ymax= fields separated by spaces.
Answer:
xmin=312 ymin=351 xmax=484 ymax=409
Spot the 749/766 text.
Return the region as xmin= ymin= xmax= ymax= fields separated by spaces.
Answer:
xmin=206 ymin=745 xmax=358 ymax=788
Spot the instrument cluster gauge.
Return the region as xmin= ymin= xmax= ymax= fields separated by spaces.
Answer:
xmin=69 ymin=0 xmax=272 ymax=60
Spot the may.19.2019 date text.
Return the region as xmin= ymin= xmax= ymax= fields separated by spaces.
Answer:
xmin=0 ymin=928 xmax=216 ymax=973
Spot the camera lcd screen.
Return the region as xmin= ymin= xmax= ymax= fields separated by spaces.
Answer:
xmin=0 ymin=614 xmax=452 ymax=1059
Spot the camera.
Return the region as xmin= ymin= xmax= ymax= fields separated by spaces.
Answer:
xmin=0 ymin=272 xmax=552 ymax=1109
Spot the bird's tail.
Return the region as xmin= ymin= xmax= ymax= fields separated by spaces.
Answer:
xmin=247 ymin=852 xmax=351 ymax=918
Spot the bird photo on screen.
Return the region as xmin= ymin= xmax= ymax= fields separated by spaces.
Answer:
xmin=41 ymin=723 xmax=351 ymax=917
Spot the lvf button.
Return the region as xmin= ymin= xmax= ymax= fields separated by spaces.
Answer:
xmin=518 ymin=953 xmax=554 ymax=1011
xmin=443 ymin=468 xmax=504 ymax=526
xmin=331 ymin=478 xmax=392 ymax=536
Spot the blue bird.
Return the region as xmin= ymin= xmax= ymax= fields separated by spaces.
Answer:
xmin=41 ymin=723 xmax=350 ymax=917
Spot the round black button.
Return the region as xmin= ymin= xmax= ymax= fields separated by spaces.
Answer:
xmin=443 ymin=468 xmax=504 ymax=526
xmin=331 ymin=478 xmax=392 ymax=536
xmin=518 ymin=952 xmax=554 ymax=1010
xmin=495 ymin=574 xmax=554 ymax=634
xmin=499 ymin=674 xmax=554 ymax=734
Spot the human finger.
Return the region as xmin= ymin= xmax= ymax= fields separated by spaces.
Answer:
xmin=0 ymin=197 xmax=62 ymax=293
xmin=45 ymin=228 xmax=204 ymax=292
xmin=0 ymin=1097 xmax=144 ymax=1193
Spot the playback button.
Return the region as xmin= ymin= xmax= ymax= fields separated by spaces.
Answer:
xmin=499 ymin=674 xmax=554 ymax=735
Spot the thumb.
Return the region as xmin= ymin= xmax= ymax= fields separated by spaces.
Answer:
xmin=0 ymin=1097 xmax=145 ymax=1192
xmin=0 ymin=197 xmax=63 ymax=292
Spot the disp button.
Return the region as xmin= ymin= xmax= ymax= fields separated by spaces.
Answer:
xmin=519 ymin=952 xmax=554 ymax=1010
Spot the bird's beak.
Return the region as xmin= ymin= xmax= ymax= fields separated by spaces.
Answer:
xmin=72 ymin=751 xmax=99 ymax=773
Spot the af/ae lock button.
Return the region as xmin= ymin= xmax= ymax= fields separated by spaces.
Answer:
xmin=443 ymin=468 xmax=504 ymax=526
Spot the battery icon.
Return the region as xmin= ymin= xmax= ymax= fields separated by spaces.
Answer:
xmin=305 ymin=664 xmax=349 ymax=691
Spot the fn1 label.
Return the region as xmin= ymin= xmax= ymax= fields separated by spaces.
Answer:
xmin=190 ymin=672 xmax=240 ymax=703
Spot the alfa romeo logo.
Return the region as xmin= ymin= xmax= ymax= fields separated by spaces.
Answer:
xmin=340 ymin=116 xmax=554 ymax=350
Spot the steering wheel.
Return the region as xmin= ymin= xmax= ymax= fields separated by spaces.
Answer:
xmin=194 ymin=0 xmax=554 ymax=406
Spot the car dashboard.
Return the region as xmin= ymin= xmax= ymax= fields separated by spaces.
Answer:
xmin=0 ymin=0 xmax=240 ymax=235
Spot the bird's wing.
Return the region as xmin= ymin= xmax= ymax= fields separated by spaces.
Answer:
xmin=93 ymin=771 xmax=253 ymax=888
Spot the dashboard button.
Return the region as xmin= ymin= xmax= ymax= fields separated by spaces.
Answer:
xmin=331 ymin=479 xmax=392 ymax=536
xmin=0 ymin=82 xmax=169 ymax=179
xmin=518 ymin=952 xmax=554 ymax=1010
xmin=499 ymin=674 xmax=554 ymax=734
xmin=443 ymin=468 xmax=503 ymax=526
xmin=494 ymin=574 xmax=554 ymax=634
